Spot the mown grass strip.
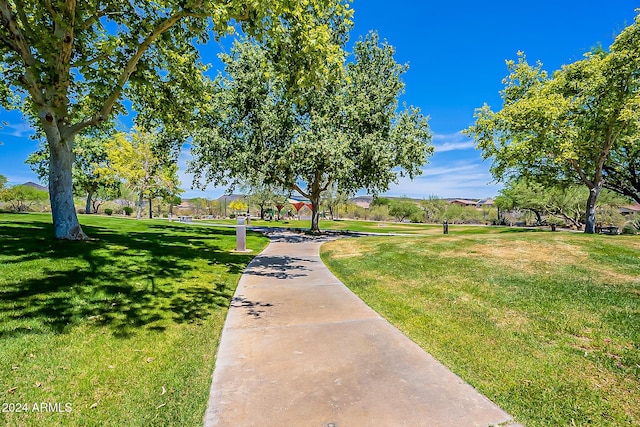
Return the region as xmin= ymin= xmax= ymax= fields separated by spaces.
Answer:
xmin=0 ymin=213 xmax=269 ymax=426
xmin=321 ymin=231 xmax=640 ymax=427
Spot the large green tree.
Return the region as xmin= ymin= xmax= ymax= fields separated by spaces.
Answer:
xmin=0 ymin=0 xmax=353 ymax=239
xmin=189 ymin=33 xmax=433 ymax=232
xmin=388 ymin=199 xmax=420 ymax=223
xmin=467 ymin=13 xmax=640 ymax=233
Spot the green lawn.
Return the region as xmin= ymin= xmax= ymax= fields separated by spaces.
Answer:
xmin=321 ymin=231 xmax=640 ymax=427
xmin=0 ymin=213 xmax=269 ymax=427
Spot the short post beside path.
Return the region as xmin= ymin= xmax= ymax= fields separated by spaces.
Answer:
xmin=234 ymin=216 xmax=251 ymax=253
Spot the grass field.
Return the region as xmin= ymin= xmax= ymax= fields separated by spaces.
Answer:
xmin=321 ymin=230 xmax=640 ymax=426
xmin=0 ymin=213 xmax=269 ymax=426
xmin=4 ymin=213 xmax=639 ymax=426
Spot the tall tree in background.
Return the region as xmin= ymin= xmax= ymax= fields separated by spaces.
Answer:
xmin=322 ymin=185 xmax=350 ymax=220
xmin=190 ymin=33 xmax=433 ymax=232
xmin=0 ymin=0 xmax=353 ymax=239
xmin=103 ymin=129 xmax=180 ymax=220
xmin=246 ymin=185 xmax=287 ymax=220
xmin=467 ymin=13 xmax=640 ymax=233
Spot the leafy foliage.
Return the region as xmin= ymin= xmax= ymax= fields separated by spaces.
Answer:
xmin=228 ymin=199 xmax=248 ymax=214
xmin=388 ymin=199 xmax=420 ymax=222
xmin=102 ymin=129 xmax=180 ymax=219
xmin=189 ymin=32 xmax=433 ymax=232
xmin=466 ymin=13 xmax=640 ymax=233
xmin=0 ymin=184 xmax=48 ymax=212
xmin=0 ymin=0 xmax=353 ymax=238
xmin=26 ymin=134 xmax=121 ymax=213
xmin=496 ymin=178 xmax=629 ymax=228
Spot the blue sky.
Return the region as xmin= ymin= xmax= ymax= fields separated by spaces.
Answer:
xmin=1 ymin=1 xmax=637 ymax=199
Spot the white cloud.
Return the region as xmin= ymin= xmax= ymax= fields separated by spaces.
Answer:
xmin=432 ymin=131 xmax=476 ymax=153
xmin=0 ymin=122 xmax=35 ymax=139
xmin=380 ymin=159 xmax=501 ymax=199
xmin=368 ymin=130 xmax=500 ymax=199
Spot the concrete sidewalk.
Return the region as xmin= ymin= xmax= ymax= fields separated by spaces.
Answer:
xmin=204 ymin=230 xmax=521 ymax=427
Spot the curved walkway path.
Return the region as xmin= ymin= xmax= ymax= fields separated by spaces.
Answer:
xmin=204 ymin=230 xmax=521 ymax=427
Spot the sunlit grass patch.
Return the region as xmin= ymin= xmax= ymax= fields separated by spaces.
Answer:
xmin=321 ymin=232 xmax=640 ymax=427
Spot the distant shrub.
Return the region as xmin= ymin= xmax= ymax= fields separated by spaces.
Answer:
xmin=123 ymin=206 xmax=133 ymax=216
xmin=104 ymin=208 xmax=113 ymax=216
xmin=77 ymin=208 xmax=86 ymax=214
xmin=410 ymin=212 xmax=424 ymax=223
xmin=621 ymin=222 xmax=638 ymax=235
xmin=370 ymin=206 xmax=390 ymax=221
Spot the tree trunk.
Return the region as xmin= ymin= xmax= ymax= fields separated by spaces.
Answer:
xmin=584 ymin=186 xmax=601 ymax=234
xmin=92 ymin=199 xmax=103 ymax=213
xmin=49 ymin=134 xmax=88 ymax=240
xmin=310 ymin=194 xmax=322 ymax=233
xmin=137 ymin=193 xmax=144 ymax=219
xmin=149 ymin=198 xmax=153 ymax=219
xmin=85 ymin=191 xmax=93 ymax=214
xmin=534 ymin=210 xmax=543 ymax=225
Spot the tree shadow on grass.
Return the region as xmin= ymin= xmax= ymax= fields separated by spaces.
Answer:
xmin=0 ymin=218 xmax=257 ymax=338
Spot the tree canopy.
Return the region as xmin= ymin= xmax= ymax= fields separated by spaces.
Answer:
xmin=388 ymin=199 xmax=420 ymax=223
xmin=189 ymin=32 xmax=433 ymax=232
xmin=1 ymin=0 xmax=353 ymax=239
xmin=466 ymin=13 xmax=640 ymax=233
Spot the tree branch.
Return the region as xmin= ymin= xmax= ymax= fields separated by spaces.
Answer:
xmin=570 ymin=159 xmax=594 ymax=189
xmin=0 ymin=0 xmax=46 ymax=105
xmin=66 ymin=10 xmax=187 ymax=137
xmin=13 ymin=0 xmax=35 ymax=40
xmin=71 ymin=53 xmax=110 ymax=68
xmin=42 ymin=0 xmax=58 ymax=20
xmin=53 ymin=0 xmax=76 ymax=111
xmin=0 ymin=32 xmax=17 ymax=50
xmin=292 ymin=182 xmax=310 ymax=199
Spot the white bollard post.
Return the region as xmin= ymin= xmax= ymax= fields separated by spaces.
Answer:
xmin=236 ymin=216 xmax=247 ymax=252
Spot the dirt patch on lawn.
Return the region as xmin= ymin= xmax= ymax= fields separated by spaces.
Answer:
xmin=442 ymin=240 xmax=589 ymax=274
xmin=321 ymin=238 xmax=365 ymax=259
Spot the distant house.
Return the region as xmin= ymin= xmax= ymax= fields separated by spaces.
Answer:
xmin=448 ymin=199 xmax=478 ymax=207
xmin=620 ymin=203 xmax=640 ymax=216
xmin=477 ymin=198 xmax=495 ymax=208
